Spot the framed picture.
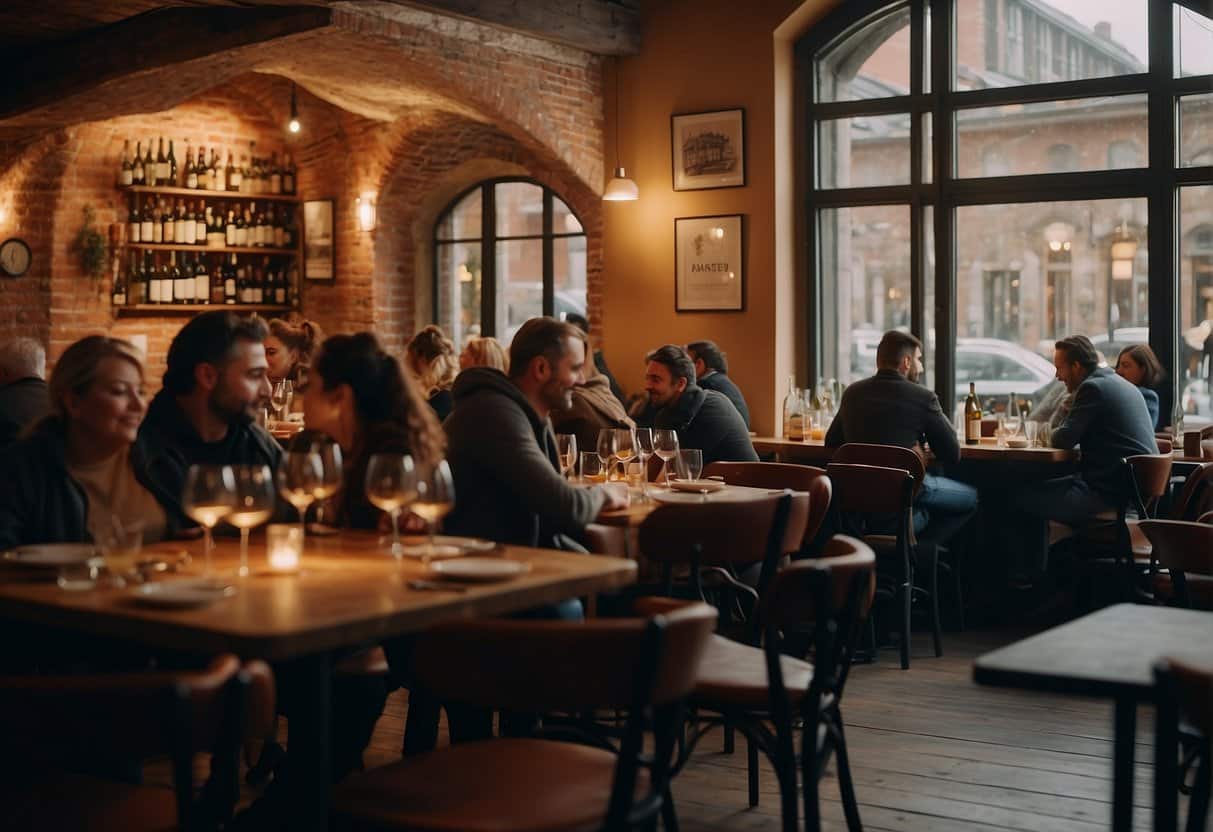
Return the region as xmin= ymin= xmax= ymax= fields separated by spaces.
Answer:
xmin=674 ymin=214 xmax=744 ymax=312
xmin=671 ymin=108 xmax=745 ymax=191
xmin=303 ymin=199 xmax=335 ymax=282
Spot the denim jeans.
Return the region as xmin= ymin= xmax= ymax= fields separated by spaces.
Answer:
xmin=1016 ymin=475 xmax=1111 ymax=528
xmin=914 ymin=474 xmax=979 ymax=544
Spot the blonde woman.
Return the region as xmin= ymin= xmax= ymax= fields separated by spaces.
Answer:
xmin=0 ymin=336 xmax=180 ymax=548
xmin=406 ymin=325 xmax=458 ymax=420
xmin=459 ymin=336 xmax=509 ymax=374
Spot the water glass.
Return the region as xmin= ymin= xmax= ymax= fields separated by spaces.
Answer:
xmin=57 ymin=558 xmax=99 ymax=592
xmin=596 ymin=429 xmax=617 ymax=478
xmin=674 ymin=448 xmax=703 ymax=481
xmin=265 ymin=523 xmax=303 ymax=573
xmin=98 ymin=517 xmax=145 ymax=587
xmin=555 ymin=434 xmax=578 ymax=479
xmin=995 ymin=414 xmax=1008 ymax=448
xmin=580 ymin=451 xmax=606 ymax=483
xmin=1024 ymin=420 xmax=1040 ymax=447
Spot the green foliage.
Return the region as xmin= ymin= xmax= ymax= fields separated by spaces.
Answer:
xmin=75 ymin=205 xmax=108 ymax=280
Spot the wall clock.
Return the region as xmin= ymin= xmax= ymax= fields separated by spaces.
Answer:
xmin=0 ymin=238 xmax=31 ymax=277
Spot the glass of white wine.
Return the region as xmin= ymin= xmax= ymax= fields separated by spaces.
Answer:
xmin=411 ymin=459 xmax=456 ymax=560
xmin=182 ymin=464 xmax=236 ymax=576
xmin=365 ymin=453 xmax=418 ymax=560
xmin=634 ymin=427 xmax=654 ymax=500
xmin=270 ymin=379 xmax=293 ymax=422
xmin=555 ymin=433 xmax=578 ymax=479
xmin=279 ymin=451 xmax=323 ymax=530
xmin=613 ymin=427 xmax=636 ymax=481
xmin=310 ymin=440 xmax=344 ymax=534
xmin=596 ymin=429 xmax=617 ymax=480
xmin=228 ymin=464 xmax=276 ymax=577
xmin=652 ymin=428 xmax=680 ymax=487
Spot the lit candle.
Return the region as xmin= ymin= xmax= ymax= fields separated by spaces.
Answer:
xmin=265 ymin=524 xmax=303 ymax=573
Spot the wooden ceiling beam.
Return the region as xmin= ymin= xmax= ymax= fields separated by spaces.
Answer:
xmin=395 ymin=0 xmax=640 ymax=55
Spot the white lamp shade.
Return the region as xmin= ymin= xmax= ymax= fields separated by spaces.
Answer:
xmin=603 ymin=167 xmax=639 ymax=201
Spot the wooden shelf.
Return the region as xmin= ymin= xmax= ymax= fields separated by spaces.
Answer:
xmin=124 ymin=243 xmax=297 ymax=255
xmin=115 ymin=303 xmax=294 ymax=317
xmin=123 ymin=185 xmax=299 ymax=203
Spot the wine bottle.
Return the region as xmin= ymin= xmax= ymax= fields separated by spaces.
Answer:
xmin=185 ymin=147 xmax=198 ymax=189
xmin=152 ymin=200 xmax=164 ymax=244
xmin=235 ymin=209 xmax=248 ymax=247
xmin=132 ymin=141 xmax=145 ymax=186
xmin=224 ymin=254 xmax=237 ymax=304
xmin=282 ymin=152 xmax=295 ymax=195
xmin=782 ymin=375 xmax=805 ymax=441
xmin=140 ymin=199 xmax=154 ymax=243
xmin=211 ymin=148 xmax=224 ymax=192
xmin=274 ymin=264 xmax=286 ymax=305
xmin=194 ymin=255 xmax=208 ymax=303
xmin=155 ymin=137 xmax=167 ymax=186
xmin=210 ymin=259 xmax=224 ymax=304
xmin=269 ymin=151 xmax=282 ymax=194
xmin=226 ymin=151 xmax=240 ymax=192
xmin=167 ymin=140 xmax=178 ymax=187
xmin=194 ymin=201 xmax=206 ymax=245
xmin=144 ymin=140 xmax=156 ymax=185
xmin=119 ymin=140 xmax=133 ymax=187
xmin=174 ymin=200 xmax=187 ymax=245
xmin=252 ymin=261 xmax=264 ymax=304
xmin=111 ymin=261 xmax=127 ymax=307
xmin=147 ymin=256 xmax=161 ymax=304
xmin=128 ymin=199 xmax=141 ymax=244
xmin=964 ymin=382 xmax=982 ymax=446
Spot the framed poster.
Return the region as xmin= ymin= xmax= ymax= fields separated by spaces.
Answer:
xmin=303 ymin=198 xmax=335 ymax=282
xmin=674 ymin=214 xmax=744 ymax=312
xmin=671 ymin=108 xmax=745 ymax=191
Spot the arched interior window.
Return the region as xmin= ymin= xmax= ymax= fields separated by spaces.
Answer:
xmin=434 ymin=179 xmax=586 ymax=347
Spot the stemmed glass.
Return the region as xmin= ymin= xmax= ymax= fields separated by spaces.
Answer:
xmin=613 ymin=427 xmax=636 ymax=485
xmin=555 ymin=434 xmax=578 ymax=479
xmin=634 ymin=427 xmax=654 ymax=500
xmin=270 ymin=379 xmax=294 ymax=422
xmin=412 ymin=460 xmax=456 ymax=560
xmin=182 ymin=464 xmax=236 ymax=577
xmin=652 ymin=429 xmax=680 ymax=486
xmin=310 ymin=440 xmax=344 ymax=534
xmin=596 ymin=429 xmax=617 ymax=480
xmin=279 ymin=451 xmax=323 ymax=531
xmin=227 ymin=464 xmax=276 ymax=578
xmin=1005 ymin=394 xmax=1022 ymax=437
xmin=365 ymin=453 xmax=418 ymax=560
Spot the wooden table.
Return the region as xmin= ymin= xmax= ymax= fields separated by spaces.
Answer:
xmin=0 ymin=532 xmax=636 ymax=829
xmin=752 ymin=435 xmax=1078 ymax=465
xmin=597 ymin=483 xmax=782 ymax=528
xmin=973 ymin=603 xmax=1213 ymax=832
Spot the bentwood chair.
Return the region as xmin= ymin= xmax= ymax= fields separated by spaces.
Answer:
xmin=1130 ymin=462 xmax=1213 ymax=588
xmin=1140 ymin=520 xmax=1213 ymax=610
xmin=0 ymin=655 xmax=275 ymax=832
xmin=639 ymin=536 xmax=875 ymax=832
xmin=1153 ymin=658 xmax=1212 ymax=832
xmin=330 ymin=601 xmax=718 ymax=832
xmin=703 ymin=461 xmax=833 ymax=555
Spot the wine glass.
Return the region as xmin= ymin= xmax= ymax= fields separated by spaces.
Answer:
xmin=310 ymin=439 xmax=344 ymax=533
xmin=279 ymin=451 xmax=323 ymax=530
xmin=675 ymin=448 xmax=703 ymax=482
xmin=182 ymin=464 xmax=236 ymax=576
xmin=555 ymin=434 xmax=578 ymax=479
xmin=613 ymin=427 xmax=636 ymax=484
xmin=227 ymin=464 xmax=276 ymax=577
xmin=270 ymin=379 xmax=293 ymax=422
xmin=652 ymin=429 xmax=680 ymax=486
xmin=596 ymin=429 xmax=617 ymax=480
xmin=634 ymin=427 xmax=654 ymax=500
xmin=412 ymin=460 xmax=456 ymax=560
xmin=365 ymin=453 xmax=418 ymax=560
xmin=98 ymin=516 xmax=144 ymax=588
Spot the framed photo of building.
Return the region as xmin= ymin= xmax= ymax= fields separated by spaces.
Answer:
xmin=674 ymin=214 xmax=744 ymax=312
xmin=671 ymin=108 xmax=745 ymax=191
xmin=303 ymin=198 xmax=335 ymax=282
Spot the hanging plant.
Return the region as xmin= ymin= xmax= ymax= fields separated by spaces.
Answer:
xmin=74 ymin=204 xmax=108 ymax=281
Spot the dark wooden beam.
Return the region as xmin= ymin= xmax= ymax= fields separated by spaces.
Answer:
xmin=1 ymin=5 xmax=333 ymax=121
xmin=395 ymin=0 xmax=640 ymax=55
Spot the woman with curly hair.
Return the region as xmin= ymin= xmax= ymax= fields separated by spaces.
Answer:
xmin=405 ymin=325 xmax=458 ymax=421
xmin=264 ymin=316 xmax=324 ymax=384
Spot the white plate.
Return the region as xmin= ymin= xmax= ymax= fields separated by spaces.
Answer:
xmin=401 ymin=535 xmax=497 ymax=554
xmin=668 ymin=479 xmax=727 ymax=493
xmin=428 ymin=557 xmax=530 ymax=583
xmin=3 ymin=543 xmax=98 ymax=567
xmin=131 ymin=579 xmax=236 ymax=608
xmin=1006 ymin=438 xmax=1031 ymax=449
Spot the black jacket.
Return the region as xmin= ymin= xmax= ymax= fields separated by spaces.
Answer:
xmin=427 ymin=389 xmax=454 ymax=422
xmin=825 ymin=369 xmax=961 ymax=468
xmin=696 ymin=370 xmax=750 ymax=429
xmin=594 ymin=350 xmax=626 ymax=405
xmin=137 ymin=391 xmax=283 ymax=524
xmin=0 ymin=423 xmax=183 ymax=549
xmin=443 ymin=368 xmax=606 ymax=548
xmin=0 ymin=377 xmax=49 ymax=447
xmin=651 ymin=385 xmax=758 ymax=466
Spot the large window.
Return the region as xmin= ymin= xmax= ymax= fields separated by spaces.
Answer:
xmin=801 ymin=0 xmax=1213 ymax=423
xmin=434 ymin=179 xmax=586 ymax=347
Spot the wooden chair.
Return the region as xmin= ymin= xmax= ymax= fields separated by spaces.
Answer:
xmin=703 ymin=461 xmax=832 ymax=554
xmin=1129 ymin=461 xmax=1213 ymax=570
xmin=639 ymin=535 xmax=875 ymax=832
xmin=1153 ymin=657 xmax=1212 ymax=832
xmin=826 ymin=459 xmax=922 ymax=668
xmin=0 ymin=654 xmax=275 ymax=832
xmin=330 ymin=601 xmax=718 ymax=832
xmin=1139 ymin=520 xmax=1213 ymax=610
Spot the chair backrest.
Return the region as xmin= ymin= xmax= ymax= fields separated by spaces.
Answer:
xmin=1126 ymin=454 xmax=1174 ymax=516
xmin=1153 ymin=657 xmax=1213 ymax=832
xmin=703 ymin=461 xmax=832 ymax=548
xmin=1173 ymin=461 xmax=1213 ymax=521
xmin=637 ymin=492 xmax=810 ymax=567
xmin=832 ymin=443 xmax=925 ymax=498
xmin=1155 ymin=437 xmax=1173 ymax=455
xmin=764 ymin=535 xmax=877 ymax=631
xmin=1139 ymin=519 xmax=1213 ymax=608
xmin=826 ymin=461 xmax=914 ymax=516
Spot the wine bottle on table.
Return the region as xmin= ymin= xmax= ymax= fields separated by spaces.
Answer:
xmin=964 ymin=382 xmax=982 ymax=446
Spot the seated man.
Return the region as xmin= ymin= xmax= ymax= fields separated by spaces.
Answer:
xmin=444 ymin=316 xmax=627 ymax=549
xmin=686 ymin=339 xmax=750 ymax=429
xmin=0 ymin=336 xmax=49 ymax=447
xmin=1019 ymin=335 xmax=1158 ymax=528
xmin=825 ymin=330 xmax=977 ymax=545
xmin=642 ymin=344 xmax=757 ymax=466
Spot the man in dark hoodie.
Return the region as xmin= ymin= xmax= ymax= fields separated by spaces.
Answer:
xmin=686 ymin=339 xmax=750 ymax=429
xmin=643 ymin=344 xmax=758 ymax=466
xmin=444 ymin=316 xmax=627 ymax=549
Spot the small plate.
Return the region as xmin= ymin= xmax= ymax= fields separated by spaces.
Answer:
xmin=669 ymin=479 xmax=727 ymax=494
xmin=1006 ymin=438 xmax=1031 ymax=449
xmin=428 ymin=557 xmax=530 ymax=583
xmin=3 ymin=543 xmax=98 ymax=567
xmin=131 ymin=579 xmax=236 ymax=608
xmin=400 ymin=535 xmax=497 ymax=554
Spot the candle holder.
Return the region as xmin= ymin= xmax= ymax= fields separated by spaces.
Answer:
xmin=266 ymin=524 xmax=303 ymax=574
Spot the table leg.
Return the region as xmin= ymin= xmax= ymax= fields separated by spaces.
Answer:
xmin=1112 ymin=697 xmax=1136 ymax=832
xmin=286 ymin=651 xmax=332 ymax=831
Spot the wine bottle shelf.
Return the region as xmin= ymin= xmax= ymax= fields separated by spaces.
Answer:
xmin=123 ymin=185 xmax=299 ymax=203
xmin=115 ymin=303 xmax=294 ymax=317
xmin=124 ymin=243 xmax=297 ymax=255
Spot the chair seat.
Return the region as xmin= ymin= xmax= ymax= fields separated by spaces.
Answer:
xmin=332 ymin=737 xmax=636 ymax=832
xmin=1152 ymin=573 xmax=1213 ymax=609
xmin=334 ymin=645 xmax=390 ymax=676
xmin=3 ymin=770 xmax=178 ymax=832
xmin=692 ymin=634 xmax=814 ymax=710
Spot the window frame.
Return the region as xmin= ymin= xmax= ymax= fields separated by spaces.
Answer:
xmin=432 ymin=177 xmax=586 ymax=340
xmin=796 ymin=0 xmax=1213 ymax=418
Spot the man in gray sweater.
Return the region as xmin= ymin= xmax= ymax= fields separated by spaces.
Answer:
xmin=444 ymin=316 xmax=626 ymax=549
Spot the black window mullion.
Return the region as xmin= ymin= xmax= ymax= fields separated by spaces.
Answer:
xmin=931 ymin=0 xmax=954 ymax=414
xmin=909 ymin=0 xmax=926 ymax=354
xmin=946 ymin=73 xmax=1150 ymax=109
xmin=542 ymin=190 xmax=554 ymax=317
xmin=812 ymin=95 xmax=925 ymax=120
xmin=1148 ymin=0 xmax=1178 ymax=424
xmin=798 ymin=37 xmax=821 ymax=391
xmin=481 ymin=183 xmax=497 ymax=338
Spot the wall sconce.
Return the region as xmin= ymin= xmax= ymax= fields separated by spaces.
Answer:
xmin=356 ymin=193 xmax=377 ymax=232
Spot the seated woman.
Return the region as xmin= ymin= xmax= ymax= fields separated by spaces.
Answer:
xmin=302 ymin=332 xmax=445 ymax=529
xmin=0 ymin=336 xmax=180 ymax=549
xmin=405 ymin=325 xmax=457 ymax=421
xmin=264 ymin=316 xmax=324 ymax=385
xmin=459 ymin=335 xmax=509 ymax=374
xmin=1116 ymin=344 xmax=1164 ymax=430
xmin=551 ymin=331 xmax=635 ymax=454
